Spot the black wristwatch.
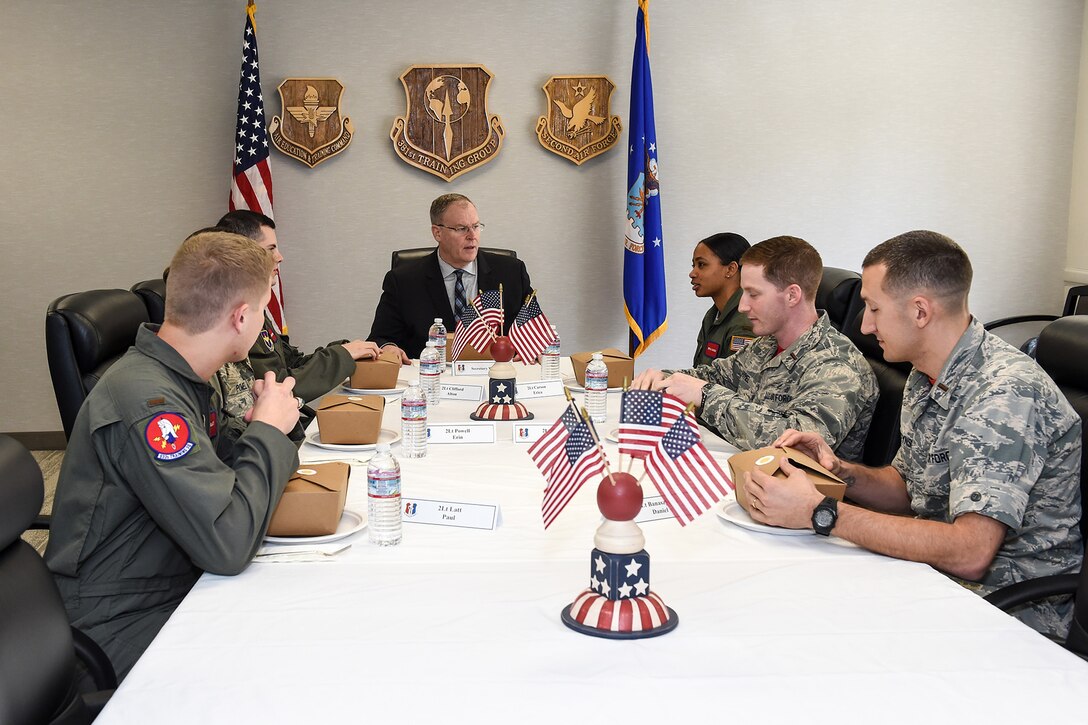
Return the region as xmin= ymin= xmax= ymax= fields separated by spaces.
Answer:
xmin=811 ymin=496 xmax=838 ymax=536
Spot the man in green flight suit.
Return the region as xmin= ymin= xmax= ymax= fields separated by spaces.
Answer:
xmin=46 ymin=231 xmax=303 ymax=679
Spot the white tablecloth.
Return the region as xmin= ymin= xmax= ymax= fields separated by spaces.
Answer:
xmin=96 ymin=360 xmax=1088 ymax=724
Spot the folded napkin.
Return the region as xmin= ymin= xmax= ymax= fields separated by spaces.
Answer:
xmin=254 ymin=542 xmax=352 ymax=563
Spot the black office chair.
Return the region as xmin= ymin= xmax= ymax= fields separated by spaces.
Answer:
xmin=0 ymin=435 xmax=116 ymax=724
xmin=131 ymin=278 xmax=167 ymax=325
xmin=815 ymin=267 xmax=864 ymax=332
xmin=46 ymin=290 xmax=149 ymax=440
xmin=842 ymin=308 xmax=912 ymax=467
xmin=983 ymin=315 xmax=1088 ymax=657
xmin=984 ymin=284 xmax=1088 ymax=355
xmin=390 ymin=246 xmax=518 ymax=269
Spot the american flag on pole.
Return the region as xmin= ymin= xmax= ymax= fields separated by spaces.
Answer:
xmin=527 ymin=402 xmax=580 ymax=477
xmin=452 ymin=290 xmax=501 ymax=360
xmin=645 ymin=417 xmax=733 ymax=526
xmin=540 ymin=418 xmax=607 ymax=529
xmin=508 ymin=294 xmax=555 ymax=364
xmin=617 ymin=390 xmax=691 ymax=460
xmin=228 ymin=2 xmax=286 ymax=333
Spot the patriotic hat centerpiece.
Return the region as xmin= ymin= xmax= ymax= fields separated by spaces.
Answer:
xmin=470 ymin=335 xmax=534 ymax=421
xmin=561 ymin=471 xmax=678 ymax=639
xmin=528 ymin=389 xmax=736 ymax=640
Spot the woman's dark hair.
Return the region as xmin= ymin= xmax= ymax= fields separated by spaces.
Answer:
xmin=698 ymin=232 xmax=750 ymax=267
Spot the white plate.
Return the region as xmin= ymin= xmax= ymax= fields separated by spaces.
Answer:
xmin=265 ymin=508 xmax=367 ymax=544
xmin=562 ymin=377 xmax=623 ymax=393
xmin=606 ymin=428 xmax=620 ymax=443
xmin=715 ymin=496 xmax=813 ymax=536
xmin=340 ymin=379 xmax=410 ymax=397
xmin=305 ymin=428 xmax=402 ymax=452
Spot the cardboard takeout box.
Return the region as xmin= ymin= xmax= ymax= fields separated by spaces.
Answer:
xmin=728 ymin=446 xmax=847 ymax=513
xmin=349 ymin=347 xmax=402 ymax=389
xmin=315 ymin=394 xmax=384 ymax=445
xmin=267 ymin=462 xmax=350 ymax=536
xmin=570 ymin=348 xmax=634 ymax=388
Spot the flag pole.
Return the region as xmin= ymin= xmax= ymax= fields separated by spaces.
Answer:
xmin=471 ymin=296 xmax=499 ymax=342
xmin=499 ymin=283 xmax=505 ymax=331
xmin=578 ymin=406 xmax=617 ymax=486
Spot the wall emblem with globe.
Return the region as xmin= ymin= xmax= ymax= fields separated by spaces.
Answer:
xmin=390 ymin=65 xmax=505 ymax=181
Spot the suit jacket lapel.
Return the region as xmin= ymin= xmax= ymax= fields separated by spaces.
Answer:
xmin=425 ymin=250 xmax=455 ymax=322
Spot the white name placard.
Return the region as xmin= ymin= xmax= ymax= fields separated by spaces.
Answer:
xmin=402 ymin=497 xmax=502 ymax=530
xmin=427 ymin=422 xmax=497 ymax=444
xmin=452 ymin=360 xmax=493 ymax=376
xmin=440 ymin=382 xmax=484 ymax=401
xmin=634 ymin=496 xmax=673 ymax=523
xmin=516 ymin=380 xmax=565 ymax=399
xmin=512 ymin=423 xmax=552 ymax=444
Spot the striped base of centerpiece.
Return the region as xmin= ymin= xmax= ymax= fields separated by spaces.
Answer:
xmin=561 ymin=588 xmax=678 ymax=639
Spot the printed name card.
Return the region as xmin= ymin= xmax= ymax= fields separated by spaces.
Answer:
xmin=402 ymin=497 xmax=502 ymax=530
xmin=512 ymin=423 xmax=552 ymax=444
xmin=515 ymin=380 xmax=565 ymax=399
xmin=440 ymin=382 xmax=485 ymax=401
xmin=634 ymin=496 xmax=673 ymax=523
xmin=452 ymin=360 xmax=494 ymax=376
xmin=427 ymin=422 xmax=497 ymax=444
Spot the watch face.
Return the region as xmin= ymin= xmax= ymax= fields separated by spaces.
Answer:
xmin=814 ymin=509 xmax=834 ymax=528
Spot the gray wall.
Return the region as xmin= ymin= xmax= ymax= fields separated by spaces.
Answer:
xmin=1 ymin=0 xmax=1082 ymax=433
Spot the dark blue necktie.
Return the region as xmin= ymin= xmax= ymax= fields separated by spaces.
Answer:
xmin=453 ymin=269 xmax=466 ymax=319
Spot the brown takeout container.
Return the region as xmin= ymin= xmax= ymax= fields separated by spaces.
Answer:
xmin=447 ymin=332 xmax=491 ymax=361
xmin=349 ymin=347 xmax=402 ymax=389
xmin=570 ymin=348 xmax=634 ymax=388
xmin=315 ymin=394 xmax=385 ymax=445
xmin=267 ymin=462 xmax=350 ymax=536
xmin=728 ymin=446 xmax=847 ymax=514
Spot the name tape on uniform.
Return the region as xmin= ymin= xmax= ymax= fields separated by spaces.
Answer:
xmin=427 ymin=422 xmax=497 ymax=444
xmin=402 ymin=497 xmax=502 ymax=530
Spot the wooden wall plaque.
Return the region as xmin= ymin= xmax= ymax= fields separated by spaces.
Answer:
xmin=536 ymin=76 xmax=621 ymax=165
xmin=269 ymin=78 xmax=354 ymax=168
xmin=390 ymin=65 xmax=505 ymax=182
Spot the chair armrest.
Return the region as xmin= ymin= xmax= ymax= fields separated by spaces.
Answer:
xmin=983 ymin=573 xmax=1078 ymax=611
xmin=71 ymin=626 xmax=118 ymax=691
xmin=984 ymin=314 xmax=1058 ymax=331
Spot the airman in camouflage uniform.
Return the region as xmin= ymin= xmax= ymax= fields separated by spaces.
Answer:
xmin=896 ymin=317 xmax=1082 ymax=635
xmin=211 ymin=360 xmax=257 ymax=448
xmin=671 ymin=312 xmax=878 ymax=461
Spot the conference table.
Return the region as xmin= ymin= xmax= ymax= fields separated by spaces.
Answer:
xmin=96 ymin=359 xmax=1088 ymax=724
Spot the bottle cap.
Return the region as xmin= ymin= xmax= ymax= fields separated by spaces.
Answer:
xmin=425 ymin=341 xmax=436 ymax=347
xmin=434 ymin=317 xmax=442 ymax=323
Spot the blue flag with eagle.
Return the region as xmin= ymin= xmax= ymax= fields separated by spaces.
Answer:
xmin=623 ymin=0 xmax=666 ymax=358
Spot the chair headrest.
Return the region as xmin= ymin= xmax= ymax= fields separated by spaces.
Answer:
xmin=0 ymin=436 xmax=44 ymax=549
xmin=815 ymin=267 xmax=861 ymax=323
xmin=1037 ymin=315 xmax=1088 ymax=389
xmin=47 ymin=290 xmax=149 ymax=372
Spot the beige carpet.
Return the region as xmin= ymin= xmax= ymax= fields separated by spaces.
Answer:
xmin=22 ymin=450 xmax=62 ymax=554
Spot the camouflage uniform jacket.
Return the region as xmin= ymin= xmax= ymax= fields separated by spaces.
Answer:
xmin=892 ymin=317 xmax=1082 ymax=636
xmin=693 ymin=289 xmax=756 ymax=367
xmin=249 ymin=315 xmax=354 ymax=402
xmin=671 ymin=312 xmax=878 ymax=459
xmin=211 ymin=360 xmax=256 ymax=448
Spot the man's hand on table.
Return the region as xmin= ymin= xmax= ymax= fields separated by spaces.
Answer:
xmin=744 ymin=456 xmax=824 ymax=530
xmin=773 ymin=428 xmax=845 ymax=478
xmin=632 ymin=369 xmax=707 ymax=407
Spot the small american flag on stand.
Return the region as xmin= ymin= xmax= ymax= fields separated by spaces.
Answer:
xmin=228 ymin=2 xmax=286 ymax=333
xmin=539 ymin=418 xmax=607 ymax=529
xmin=645 ymin=417 xmax=733 ymax=526
xmin=451 ymin=290 xmax=501 ymax=360
xmin=527 ymin=402 xmax=580 ymax=477
xmin=617 ymin=390 xmax=691 ymax=460
xmin=509 ymin=294 xmax=555 ymax=364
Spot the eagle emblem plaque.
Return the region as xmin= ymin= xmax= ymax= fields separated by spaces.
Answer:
xmin=536 ymin=76 xmax=622 ymax=165
xmin=269 ymin=78 xmax=354 ymax=168
xmin=390 ymin=65 xmax=505 ymax=182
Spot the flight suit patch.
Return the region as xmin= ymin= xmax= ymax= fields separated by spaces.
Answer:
xmin=145 ymin=412 xmax=194 ymax=461
xmin=703 ymin=341 xmax=721 ymax=359
xmin=259 ymin=329 xmax=276 ymax=352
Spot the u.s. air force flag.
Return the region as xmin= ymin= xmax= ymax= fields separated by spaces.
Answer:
xmin=623 ymin=0 xmax=666 ymax=358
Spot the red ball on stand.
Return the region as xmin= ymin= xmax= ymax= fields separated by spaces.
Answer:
xmin=596 ymin=472 xmax=643 ymax=521
xmin=490 ymin=335 xmax=515 ymax=362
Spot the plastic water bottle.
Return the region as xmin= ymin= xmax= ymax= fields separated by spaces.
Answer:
xmin=539 ymin=325 xmax=561 ymax=380
xmin=585 ymin=351 xmax=608 ymax=423
xmin=367 ymin=444 xmax=402 ymax=546
xmin=400 ymin=380 xmax=427 ymax=459
xmin=428 ymin=317 xmax=447 ymax=367
xmin=419 ymin=340 xmax=442 ymax=407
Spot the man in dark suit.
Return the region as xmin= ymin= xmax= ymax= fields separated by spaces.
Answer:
xmin=369 ymin=194 xmax=532 ymax=358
